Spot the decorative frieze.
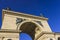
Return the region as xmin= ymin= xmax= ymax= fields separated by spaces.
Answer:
xmin=35 ymin=21 xmax=43 ymax=27
xmin=16 ymin=18 xmax=26 ymax=24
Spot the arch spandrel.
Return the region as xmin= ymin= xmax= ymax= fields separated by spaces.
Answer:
xmin=2 ymin=9 xmax=52 ymax=32
xmin=17 ymin=21 xmax=43 ymax=31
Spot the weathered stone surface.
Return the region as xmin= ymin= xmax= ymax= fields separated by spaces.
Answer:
xmin=0 ymin=9 xmax=60 ymax=40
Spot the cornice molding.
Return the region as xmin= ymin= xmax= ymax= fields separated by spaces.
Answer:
xmin=2 ymin=9 xmax=48 ymax=20
xmin=0 ymin=29 xmax=20 ymax=33
xmin=36 ymin=32 xmax=60 ymax=40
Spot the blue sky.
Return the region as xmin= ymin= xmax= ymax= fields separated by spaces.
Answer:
xmin=0 ymin=0 xmax=60 ymax=40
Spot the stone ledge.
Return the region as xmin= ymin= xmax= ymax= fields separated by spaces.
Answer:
xmin=0 ymin=29 xmax=21 ymax=33
xmin=36 ymin=32 xmax=60 ymax=40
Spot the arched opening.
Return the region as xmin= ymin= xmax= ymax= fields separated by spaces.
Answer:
xmin=20 ymin=22 xmax=37 ymax=40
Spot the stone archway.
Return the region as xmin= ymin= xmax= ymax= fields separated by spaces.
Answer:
xmin=19 ymin=22 xmax=39 ymax=40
